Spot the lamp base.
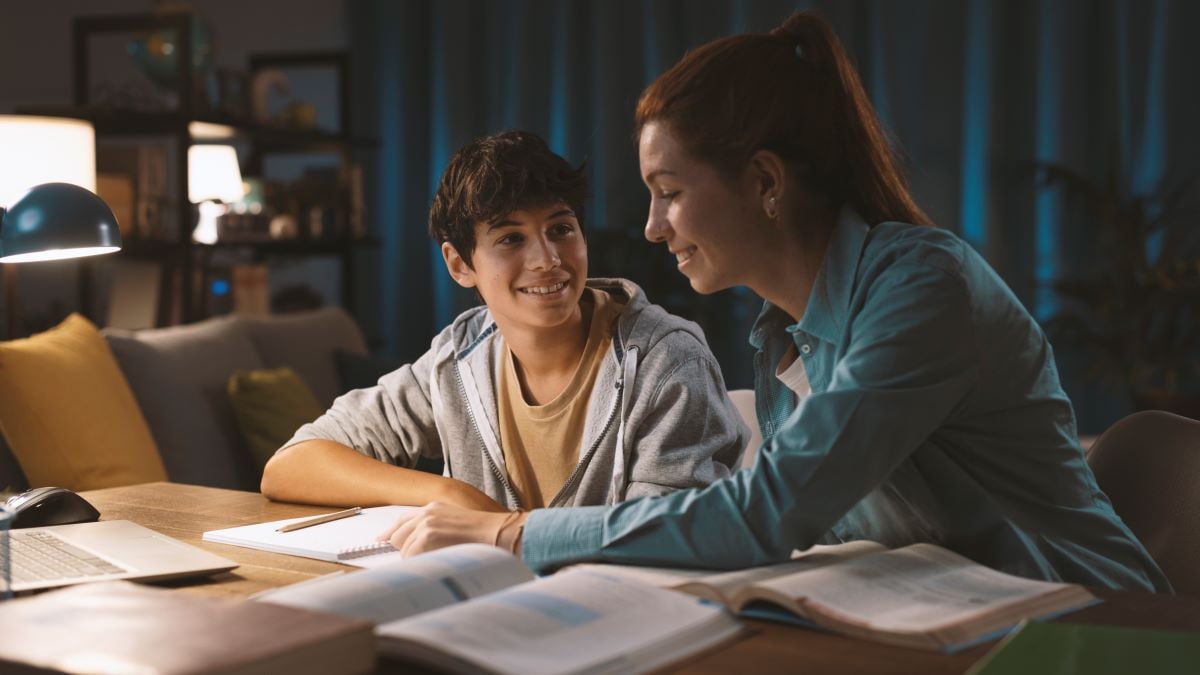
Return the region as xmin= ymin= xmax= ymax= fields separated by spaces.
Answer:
xmin=192 ymin=201 xmax=224 ymax=244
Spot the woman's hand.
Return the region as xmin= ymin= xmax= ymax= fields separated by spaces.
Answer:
xmin=377 ymin=502 xmax=529 ymax=557
xmin=434 ymin=477 xmax=509 ymax=513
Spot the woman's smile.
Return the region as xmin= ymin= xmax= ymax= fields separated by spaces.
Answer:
xmin=673 ymin=246 xmax=697 ymax=267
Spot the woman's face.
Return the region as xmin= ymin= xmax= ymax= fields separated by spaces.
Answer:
xmin=639 ymin=121 xmax=763 ymax=294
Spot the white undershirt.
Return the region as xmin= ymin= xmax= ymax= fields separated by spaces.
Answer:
xmin=775 ymin=345 xmax=813 ymax=399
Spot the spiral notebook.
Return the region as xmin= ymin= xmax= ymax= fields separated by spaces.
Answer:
xmin=202 ymin=505 xmax=417 ymax=568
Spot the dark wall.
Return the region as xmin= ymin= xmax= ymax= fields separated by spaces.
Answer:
xmin=351 ymin=0 xmax=1200 ymax=433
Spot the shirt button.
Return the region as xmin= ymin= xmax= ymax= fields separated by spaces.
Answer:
xmin=800 ymin=344 xmax=812 ymax=355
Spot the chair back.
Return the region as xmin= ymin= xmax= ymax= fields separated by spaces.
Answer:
xmin=1087 ymin=410 xmax=1200 ymax=595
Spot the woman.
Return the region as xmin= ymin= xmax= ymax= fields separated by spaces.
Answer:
xmin=379 ymin=12 xmax=1170 ymax=593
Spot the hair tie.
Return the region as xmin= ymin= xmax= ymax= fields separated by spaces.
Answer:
xmin=769 ymin=27 xmax=805 ymax=61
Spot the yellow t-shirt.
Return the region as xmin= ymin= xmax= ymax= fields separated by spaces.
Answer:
xmin=497 ymin=289 xmax=623 ymax=508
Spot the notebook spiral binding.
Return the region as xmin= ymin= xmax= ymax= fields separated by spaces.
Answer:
xmin=336 ymin=542 xmax=395 ymax=560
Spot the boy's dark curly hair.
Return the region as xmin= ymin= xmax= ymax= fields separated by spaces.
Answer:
xmin=429 ymin=130 xmax=588 ymax=266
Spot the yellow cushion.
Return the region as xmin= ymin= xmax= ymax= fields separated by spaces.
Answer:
xmin=0 ymin=314 xmax=166 ymax=489
xmin=227 ymin=367 xmax=325 ymax=474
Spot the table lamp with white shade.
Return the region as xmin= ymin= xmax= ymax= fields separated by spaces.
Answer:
xmin=188 ymin=144 xmax=244 ymax=245
xmin=0 ymin=115 xmax=122 ymax=337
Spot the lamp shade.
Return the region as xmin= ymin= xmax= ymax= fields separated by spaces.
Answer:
xmin=0 ymin=183 xmax=121 ymax=263
xmin=188 ymin=145 xmax=244 ymax=203
xmin=0 ymin=115 xmax=96 ymax=208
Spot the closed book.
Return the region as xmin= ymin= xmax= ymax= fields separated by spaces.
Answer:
xmin=0 ymin=580 xmax=376 ymax=675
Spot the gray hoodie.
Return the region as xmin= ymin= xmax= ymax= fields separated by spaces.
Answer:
xmin=283 ymin=278 xmax=747 ymax=509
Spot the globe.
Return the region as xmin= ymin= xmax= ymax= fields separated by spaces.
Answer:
xmin=127 ymin=12 xmax=212 ymax=90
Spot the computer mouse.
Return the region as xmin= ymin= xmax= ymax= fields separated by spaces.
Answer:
xmin=4 ymin=486 xmax=101 ymax=528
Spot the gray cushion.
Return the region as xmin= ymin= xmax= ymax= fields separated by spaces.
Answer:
xmin=103 ymin=315 xmax=264 ymax=490
xmin=242 ymin=307 xmax=368 ymax=407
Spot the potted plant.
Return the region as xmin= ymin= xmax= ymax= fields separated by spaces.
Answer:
xmin=1037 ymin=159 xmax=1200 ymax=419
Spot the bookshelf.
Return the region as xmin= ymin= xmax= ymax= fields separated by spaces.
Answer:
xmin=20 ymin=11 xmax=378 ymax=327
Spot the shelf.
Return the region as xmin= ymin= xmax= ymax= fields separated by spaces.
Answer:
xmin=117 ymin=237 xmax=379 ymax=258
xmin=201 ymin=237 xmax=380 ymax=254
xmin=39 ymin=16 xmax=369 ymax=327
xmin=14 ymin=106 xmax=379 ymax=151
xmin=118 ymin=239 xmax=188 ymax=258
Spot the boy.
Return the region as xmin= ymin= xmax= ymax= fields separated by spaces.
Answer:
xmin=261 ymin=130 xmax=746 ymax=513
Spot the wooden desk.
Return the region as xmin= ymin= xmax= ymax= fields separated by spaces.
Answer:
xmin=82 ymin=481 xmax=353 ymax=599
xmin=82 ymin=482 xmax=1200 ymax=675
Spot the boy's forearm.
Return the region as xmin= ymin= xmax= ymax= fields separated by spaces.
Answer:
xmin=260 ymin=439 xmax=457 ymax=507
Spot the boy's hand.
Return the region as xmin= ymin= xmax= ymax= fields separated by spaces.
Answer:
xmin=377 ymin=502 xmax=529 ymax=557
xmin=435 ymin=477 xmax=509 ymax=513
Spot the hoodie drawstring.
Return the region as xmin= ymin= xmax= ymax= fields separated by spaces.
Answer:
xmin=609 ymin=345 xmax=640 ymax=502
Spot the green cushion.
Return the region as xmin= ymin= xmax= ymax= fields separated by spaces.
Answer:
xmin=228 ymin=367 xmax=326 ymax=475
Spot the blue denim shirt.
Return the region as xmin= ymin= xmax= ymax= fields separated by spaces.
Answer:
xmin=523 ymin=209 xmax=1170 ymax=593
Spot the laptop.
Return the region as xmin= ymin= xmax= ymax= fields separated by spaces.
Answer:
xmin=9 ymin=520 xmax=238 ymax=593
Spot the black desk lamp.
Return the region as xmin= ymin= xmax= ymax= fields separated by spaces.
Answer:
xmin=0 ymin=182 xmax=121 ymax=263
xmin=0 ymin=183 xmax=122 ymax=337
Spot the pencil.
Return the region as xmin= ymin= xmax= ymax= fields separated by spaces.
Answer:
xmin=276 ymin=507 xmax=362 ymax=533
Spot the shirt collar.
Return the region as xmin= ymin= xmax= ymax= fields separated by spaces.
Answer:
xmin=749 ymin=205 xmax=871 ymax=348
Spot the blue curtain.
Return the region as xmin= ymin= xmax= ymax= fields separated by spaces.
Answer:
xmin=349 ymin=0 xmax=1200 ymax=433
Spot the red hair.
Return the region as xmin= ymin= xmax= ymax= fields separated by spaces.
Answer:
xmin=635 ymin=11 xmax=931 ymax=228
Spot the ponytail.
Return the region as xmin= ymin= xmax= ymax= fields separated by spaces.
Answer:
xmin=636 ymin=11 xmax=931 ymax=228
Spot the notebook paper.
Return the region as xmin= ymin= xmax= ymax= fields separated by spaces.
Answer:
xmin=203 ymin=505 xmax=416 ymax=568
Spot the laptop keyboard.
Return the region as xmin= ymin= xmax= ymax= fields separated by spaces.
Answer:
xmin=10 ymin=530 xmax=128 ymax=584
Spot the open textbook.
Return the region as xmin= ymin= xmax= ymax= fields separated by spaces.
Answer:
xmin=255 ymin=543 xmax=743 ymax=675
xmin=203 ymin=505 xmax=416 ymax=568
xmin=577 ymin=540 xmax=1099 ymax=652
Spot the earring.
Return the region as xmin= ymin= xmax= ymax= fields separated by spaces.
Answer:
xmin=765 ymin=196 xmax=778 ymax=219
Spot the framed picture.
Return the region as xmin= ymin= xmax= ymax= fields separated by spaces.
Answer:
xmin=248 ymin=51 xmax=348 ymax=136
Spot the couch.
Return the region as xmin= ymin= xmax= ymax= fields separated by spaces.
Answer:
xmin=0 ymin=307 xmax=370 ymax=494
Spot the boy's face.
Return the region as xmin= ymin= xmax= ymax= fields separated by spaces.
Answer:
xmin=442 ymin=202 xmax=588 ymax=332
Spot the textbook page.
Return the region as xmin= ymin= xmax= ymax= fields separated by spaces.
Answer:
xmin=203 ymin=505 xmax=415 ymax=566
xmin=678 ymin=540 xmax=886 ymax=602
xmin=255 ymin=544 xmax=533 ymax=624
xmin=750 ymin=543 xmax=1091 ymax=633
xmin=573 ymin=540 xmax=885 ymax=602
xmin=377 ymin=569 xmax=743 ymax=675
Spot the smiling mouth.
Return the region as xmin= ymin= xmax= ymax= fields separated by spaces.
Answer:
xmin=519 ymin=281 xmax=567 ymax=295
xmin=674 ymin=247 xmax=696 ymax=264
